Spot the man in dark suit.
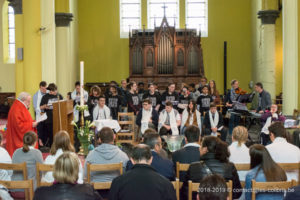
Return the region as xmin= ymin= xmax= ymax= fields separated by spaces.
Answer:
xmin=126 ymin=132 xmax=175 ymax=180
xmin=203 ymin=103 xmax=228 ymax=142
xmin=254 ymin=82 xmax=272 ymax=113
xmin=172 ymin=125 xmax=201 ymax=180
xmin=109 ymin=144 xmax=176 ymax=200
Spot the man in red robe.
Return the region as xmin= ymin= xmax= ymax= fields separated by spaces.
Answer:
xmin=6 ymin=92 xmax=38 ymax=156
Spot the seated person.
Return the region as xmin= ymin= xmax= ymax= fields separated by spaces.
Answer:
xmin=126 ymin=132 xmax=175 ymax=181
xmin=181 ymin=100 xmax=201 ymax=134
xmin=203 ymin=103 xmax=228 ymax=142
xmin=254 ymin=82 xmax=272 ymax=113
xmin=93 ymin=96 xmax=111 ymax=121
xmin=158 ymin=101 xmax=181 ymax=136
xmin=0 ymin=133 xmax=12 ymax=181
xmin=172 ymin=125 xmax=201 ymax=181
xmin=136 ymin=99 xmax=159 ymax=138
xmin=109 ymin=144 xmax=176 ymax=200
xmin=228 ymin=126 xmax=250 ymax=182
xmin=12 ymin=132 xmax=43 ymax=190
xmin=245 ymin=144 xmax=287 ymax=200
xmin=181 ymin=136 xmax=242 ymax=200
xmin=43 ymin=131 xmax=83 ymax=183
xmin=84 ymin=127 xmax=129 ymax=198
xmin=266 ymin=122 xmax=300 ymax=181
xmin=260 ymin=104 xmax=285 ymax=145
xmin=34 ymin=152 xmax=102 ymax=200
xmin=197 ymin=85 xmax=213 ymax=116
xmin=197 ymin=174 xmax=229 ymax=200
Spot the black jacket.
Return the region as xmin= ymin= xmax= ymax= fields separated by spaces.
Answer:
xmin=109 ymin=164 xmax=176 ymax=200
xmin=181 ymin=152 xmax=242 ymax=200
xmin=257 ymin=90 xmax=272 ymax=112
xmin=172 ymin=145 xmax=200 ymax=180
xmin=136 ymin=108 xmax=159 ymax=127
xmin=33 ymin=183 xmax=102 ymax=200
xmin=126 ymin=151 xmax=175 ymax=181
xmin=203 ymin=111 xmax=224 ymax=130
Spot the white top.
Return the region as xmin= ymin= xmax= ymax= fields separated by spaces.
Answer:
xmin=228 ymin=141 xmax=250 ymax=181
xmin=0 ymin=147 xmax=12 ymax=181
xmin=43 ymin=149 xmax=83 ymax=184
xmin=266 ymin=137 xmax=300 ymax=181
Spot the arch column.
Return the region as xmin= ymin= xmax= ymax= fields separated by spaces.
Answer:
xmin=55 ymin=12 xmax=73 ymax=97
xmin=257 ymin=10 xmax=279 ymax=99
xmin=282 ymin=0 xmax=298 ymax=114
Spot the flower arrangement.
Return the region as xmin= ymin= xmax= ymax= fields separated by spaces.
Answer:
xmin=71 ymin=120 xmax=95 ymax=156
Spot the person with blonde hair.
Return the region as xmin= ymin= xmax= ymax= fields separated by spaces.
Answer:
xmin=12 ymin=132 xmax=43 ymax=189
xmin=228 ymin=126 xmax=250 ymax=181
xmin=43 ymin=131 xmax=83 ymax=183
xmin=34 ymin=152 xmax=102 ymax=200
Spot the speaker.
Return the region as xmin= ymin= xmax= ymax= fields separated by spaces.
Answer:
xmin=17 ymin=48 xmax=23 ymax=61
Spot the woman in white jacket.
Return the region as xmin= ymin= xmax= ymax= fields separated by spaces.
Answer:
xmin=43 ymin=131 xmax=83 ymax=183
xmin=181 ymin=100 xmax=201 ymax=134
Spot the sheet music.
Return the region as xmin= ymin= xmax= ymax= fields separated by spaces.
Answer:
xmin=36 ymin=113 xmax=47 ymax=123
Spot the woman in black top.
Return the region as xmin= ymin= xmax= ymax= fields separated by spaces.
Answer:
xmin=126 ymin=81 xmax=141 ymax=115
xmin=87 ymin=85 xmax=101 ymax=117
xmin=197 ymin=85 xmax=213 ymax=116
xmin=106 ymin=85 xmax=122 ymax=120
xmin=178 ymin=86 xmax=191 ymax=114
xmin=181 ymin=136 xmax=242 ymax=200
xmin=142 ymin=83 xmax=161 ymax=111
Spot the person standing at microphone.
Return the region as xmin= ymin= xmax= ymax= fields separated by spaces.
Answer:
xmin=40 ymin=83 xmax=63 ymax=148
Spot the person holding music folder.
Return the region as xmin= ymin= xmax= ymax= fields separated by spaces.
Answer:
xmin=40 ymin=83 xmax=63 ymax=147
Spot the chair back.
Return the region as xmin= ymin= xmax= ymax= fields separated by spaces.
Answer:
xmin=234 ymin=163 xmax=250 ymax=188
xmin=171 ymin=178 xmax=180 ymax=200
xmin=188 ymin=180 xmax=233 ymax=200
xmin=116 ymin=112 xmax=135 ymax=143
xmin=87 ymin=162 xmax=123 ymax=190
xmin=278 ymin=162 xmax=300 ymax=183
xmin=251 ymin=179 xmax=298 ymax=200
xmin=0 ymin=179 xmax=34 ymax=200
xmin=176 ymin=162 xmax=190 ymax=179
xmin=36 ymin=163 xmax=54 ymax=187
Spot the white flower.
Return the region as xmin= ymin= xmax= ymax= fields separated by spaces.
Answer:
xmin=88 ymin=121 xmax=95 ymax=128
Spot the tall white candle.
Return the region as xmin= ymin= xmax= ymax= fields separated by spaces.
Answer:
xmin=80 ymin=61 xmax=84 ymax=106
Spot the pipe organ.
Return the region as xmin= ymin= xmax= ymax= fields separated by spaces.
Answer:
xmin=129 ymin=17 xmax=204 ymax=90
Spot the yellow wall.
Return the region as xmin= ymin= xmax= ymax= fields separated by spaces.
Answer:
xmin=298 ymin=0 xmax=300 ymax=109
xmin=78 ymin=0 xmax=252 ymax=93
xmin=0 ymin=0 xmax=15 ymax=92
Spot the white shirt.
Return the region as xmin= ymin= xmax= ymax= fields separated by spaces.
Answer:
xmin=228 ymin=141 xmax=250 ymax=181
xmin=43 ymin=149 xmax=83 ymax=183
xmin=266 ymin=137 xmax=300 ymax=181
xmin=0 ymin=147 xmax=12 ymax=181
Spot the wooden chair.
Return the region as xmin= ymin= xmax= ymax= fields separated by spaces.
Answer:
xmin=87 ymin=162 xmax=123 ymax=190
xmin=116 ymin=112 xmax=135 ymax=144
xmin=0 ymin=179 xmax=34 ymax=200
xmin=251 ymin=179 xmax=297 ymax=200
xmin=188 ymin=180 xmax=233 ymax=200
xmin=176 ymin=162 xmax=190 ymax=179
xmin=171 ymin=178 xmax=180 ymax=200
xmin=0 ymin=162 xmax=30 ymax=199
xmin=234 ymin=163 xmax=251 ymax=188
xmin=278 ymin=162 xmax=300 ymax=183
xmin=36 ymin=163 xmax=54 ymax=187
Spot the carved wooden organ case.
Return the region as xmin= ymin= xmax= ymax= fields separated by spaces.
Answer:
xmin=129 ymin=17 xmax=205 ymax=90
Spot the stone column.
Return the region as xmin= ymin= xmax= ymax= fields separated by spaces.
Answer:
xmin=41 ymin=0 xmax=56 ymax=83
xmin=257 ymin=10 xmax=279 ymax=100
xmin=55 ymin=13 xmax=73 ymax=98
xmin=282 ymin=0 xmax=298 ymax=115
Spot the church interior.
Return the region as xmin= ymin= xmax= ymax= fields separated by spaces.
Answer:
xmin=0 ymin=0 xmax=300 ymax=199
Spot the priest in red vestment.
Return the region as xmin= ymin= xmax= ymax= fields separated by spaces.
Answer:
xmin=6 ymin=92 xmax=38 ymax=156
